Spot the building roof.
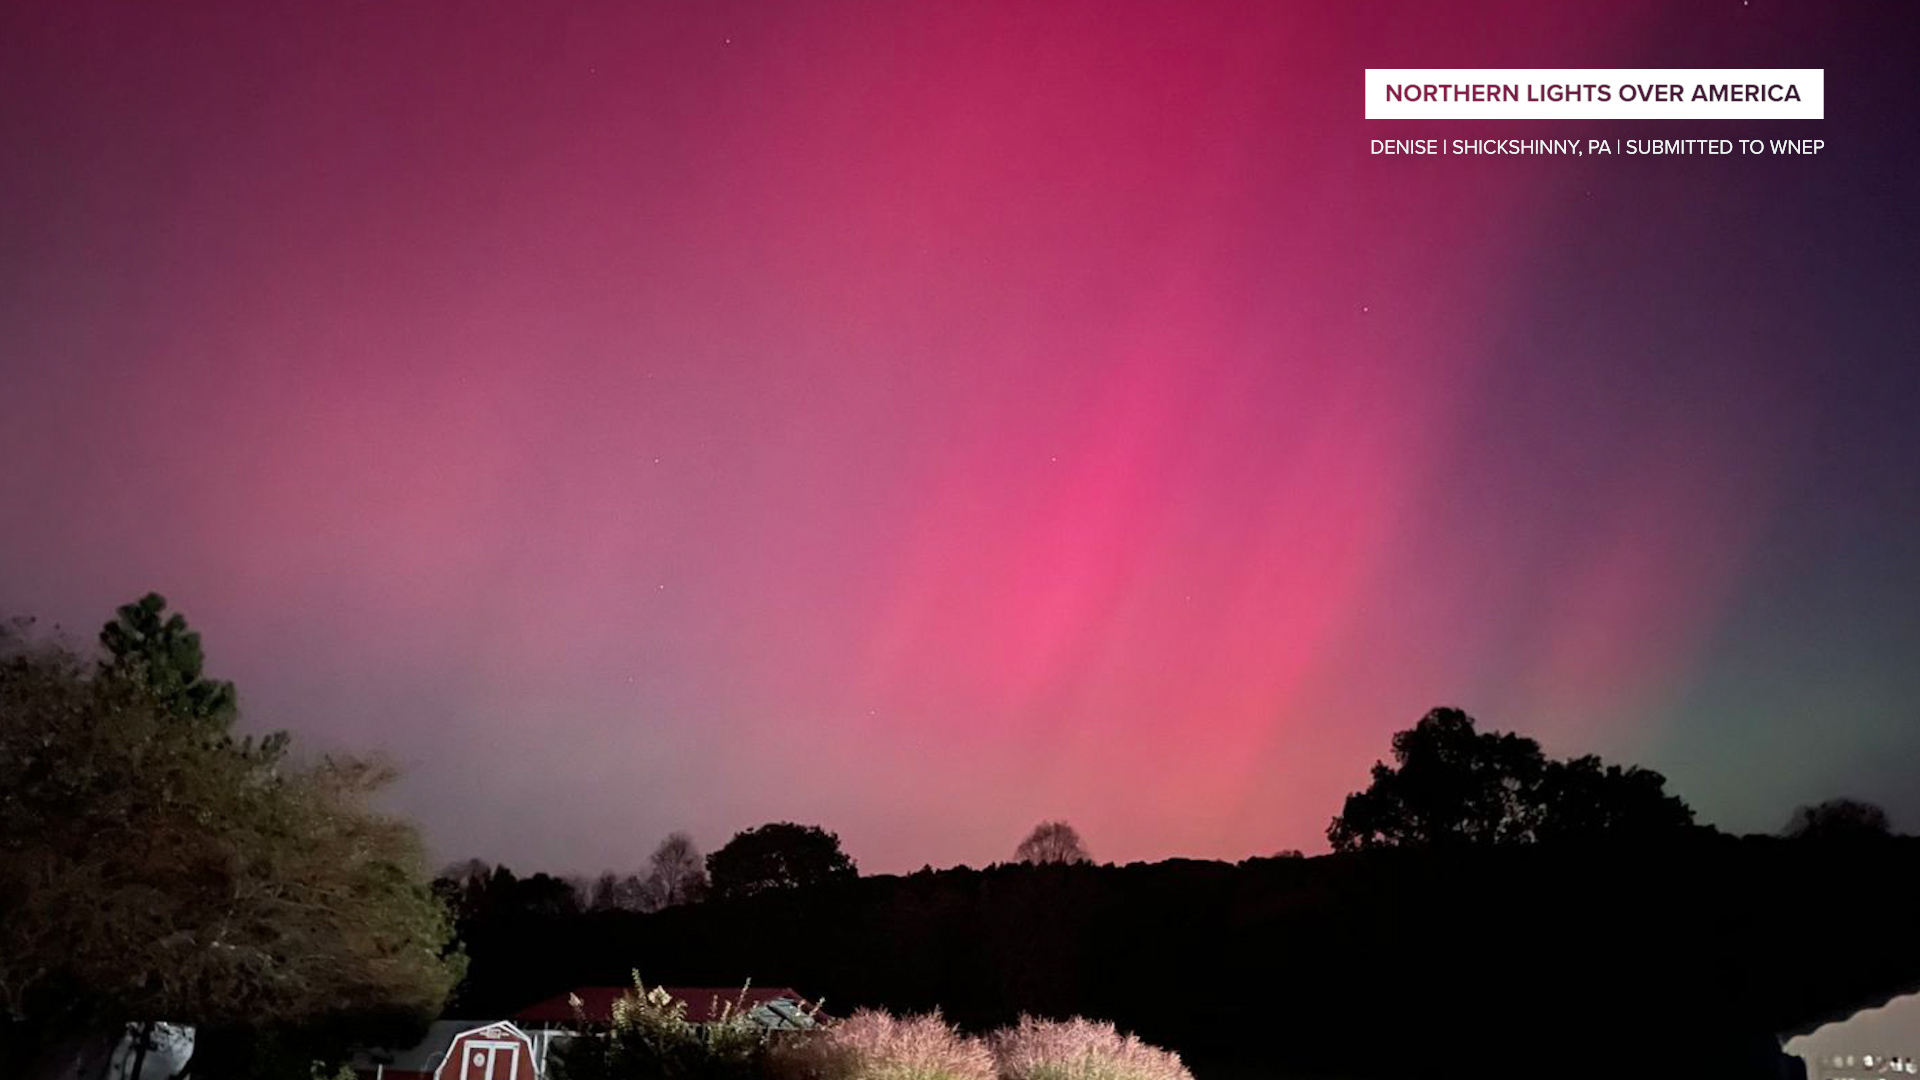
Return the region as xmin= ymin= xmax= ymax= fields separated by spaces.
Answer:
xmin=353 ymin=1020 xmax=540 ymax=1074
xmin=515 ymin=986 xmax=813 ymax=1028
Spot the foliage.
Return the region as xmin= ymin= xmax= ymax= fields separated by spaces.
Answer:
xmin=442 ymin=862 xmax=583 ymax=924
xmin=988 ymin=1016 xmax=1192 ymax=1080
xmin=0 ymin=602 xmax=461 ymax=1075
xmin=553 ymin=975 xmax=773 ymax=1080
xmin=1782 ymin=797 xmax=1895 ymax=841
xmin=707 ymin=823 xmax=857 ymax=902
xmin=96 ymin=592 xmax=238 ymax=728
xmin=1014 ymin=823 xmax=1091 ymax=866
xmin=1326 ymin=707 xmax=1694 ymax=850
xmin=445 ymin=834 xmax=1920 ymax=1080
xmin=770 ymin=1010 xmax=993 ymax=1080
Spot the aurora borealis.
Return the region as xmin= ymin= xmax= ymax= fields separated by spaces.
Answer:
xmin=2 ymin=0 xmax=1915 ymax=874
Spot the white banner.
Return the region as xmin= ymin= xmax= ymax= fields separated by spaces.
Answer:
xmin=1365 ymin=69 xmax=1824 ymax=120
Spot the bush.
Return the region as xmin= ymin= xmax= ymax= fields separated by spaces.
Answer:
xmin=769 ymin=1010 xmax=994 ymax=1080
xmin=987 ymin=1017 xmax=1191 ymax=1080
xmin=553 ymin=986 xmax=1180 ymax=1080
xmin=552 ymin=976 xmax=773 ymax=1080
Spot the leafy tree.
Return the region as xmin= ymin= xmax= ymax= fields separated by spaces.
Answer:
xmin=1327 ymin=707 xmax=1694 ymax=851
xmin=642 ymin=832 xmax=710 ymax=910
xmin=706 ymin=823 xmax=856 ymax=902
xmin=445 ymin=866 xmax=578 ymax=923
xmin=1535 ymin=753 xmax=1696 ymax=842
xmin=0 ymin=603 xmax=461 ymax=1077
xmin=97 ymin=592 xmax=238 ymax=727
xmin=1014 ymin=821 xmax=1092 ymax=865
xmin=438 ymin=859 xmax=590 ymax=927
xmin=1782 ymin=797 xmax=1895 ymax=841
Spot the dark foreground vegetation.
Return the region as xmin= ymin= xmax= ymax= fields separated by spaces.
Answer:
xmin=450 ymin=833 xmax=1920 ymax=1078
xmin=0 ymin=598 xmax=460 ymax=1078
xmin=5 ymin=595 xmax=1917 ymax=1079
xmin=450 ymin=710 xmax=1920 ymax=1078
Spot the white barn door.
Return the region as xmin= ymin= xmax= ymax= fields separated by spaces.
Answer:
xmin=458 ymin=1038 xmax=522 ymax=1080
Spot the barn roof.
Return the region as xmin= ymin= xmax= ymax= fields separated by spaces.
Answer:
xmin=515 ymin=986 xmax=813 ymax=1028
xmin=353 ymin=1020 xmax=538 ymax=1073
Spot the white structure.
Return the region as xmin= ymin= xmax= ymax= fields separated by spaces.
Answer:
xmin=353 ymin=1020 xmax=553 ymax=1080
xmin=44 ymin=1022 xmax=195 ymax=1080
xmin=1788 ymin=990 xmax=1920 ymax=1080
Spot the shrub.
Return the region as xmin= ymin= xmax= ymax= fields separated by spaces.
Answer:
xmin=769 ymin=1010 xmax=994 ymax=1080
xmin=552 ymin=975 xmax=772 ymax=1080
xmin=987 ymin=1017 xmax=1192 ymax=1080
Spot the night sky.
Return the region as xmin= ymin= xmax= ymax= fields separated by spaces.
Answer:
xmin=2 ymin=1 xmax=1916 ymax=875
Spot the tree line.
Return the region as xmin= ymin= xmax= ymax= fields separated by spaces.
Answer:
xmin=1 ymin=594 xmax=1907 ymax=1080
xmin=438 ymin=817 xmax=1087 ymax=931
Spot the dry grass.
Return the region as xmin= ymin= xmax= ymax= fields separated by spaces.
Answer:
xmin=987 ymin=1017 xmax=1192 ymax=1080
xmin=769 ymin=1009 xmax=996 ymax=1080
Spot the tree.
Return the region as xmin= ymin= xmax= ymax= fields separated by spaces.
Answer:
xmin=1535 ymin=753 xmax=1696 ymax=842
xmin=640 ymin=832 xmax=709 ymax=910
xmin=572 ymin=871 xmax=647 ymax=913
xmin=507 ymin=871 xmax=583 ymax=919
xmin=585 ymin=872 xmax=622 ymax=912
xmin=0 ymin=603 xmax=461 ymax=1077
xmin=1782 ymin=797 xmax=1895 ymax=841
xmin=706 ymin=823 xmax=856 ymax=902
xmin=96 ymin=592 xmax=238 ymax=727
xmin=1014 ymin=821 xmax=1091 ymax=865
xmin=1327 ymin=707 xmax=1694 ymax=851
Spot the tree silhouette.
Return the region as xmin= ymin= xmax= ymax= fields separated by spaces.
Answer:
xmin=642 ymin=831 xmax=709 ymax=910
xmin=1327 ymin=707 xmax=1694 ymax=850
xmin=1015 ymin=821 xmax=1091 ymax=864
xmin=1534 ymin=753 xmax=1695 ymax=841
xmin=97 ymin=592 xmax=238 ymax=727
xmin=585 ymin=870 xmax=648 ymax=912
xmin=706 ymin=822 xmax=856 ymax=901
xmin=1782 ymin=797 xmax=1894 ymax=841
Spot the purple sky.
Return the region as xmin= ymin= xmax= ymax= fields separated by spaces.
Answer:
xmin=2 ymin=0 xmax=1916 ymax=875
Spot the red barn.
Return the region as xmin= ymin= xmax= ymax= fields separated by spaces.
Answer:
xmin=354 ymin=1020 xmax=546 ymax=1080
xmin=436 ymin=1022 xmax=540 ymax=1080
